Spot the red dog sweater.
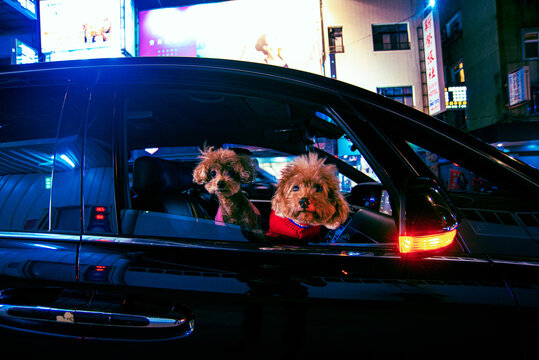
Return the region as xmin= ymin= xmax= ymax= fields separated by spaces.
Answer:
xmin=266 ymin=210 xmax=322 ymax=242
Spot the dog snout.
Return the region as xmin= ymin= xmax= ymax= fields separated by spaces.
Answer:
xmin=299 ymin=197 xmax=311 ymax=209
xmin=217 ymin=180 xmax=226 ymax=189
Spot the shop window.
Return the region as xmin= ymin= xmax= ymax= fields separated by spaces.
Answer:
xmin=377 ymin=86 xmax=413 ymax=106
xmin=372 ymin=24 xmax=410 ymax=51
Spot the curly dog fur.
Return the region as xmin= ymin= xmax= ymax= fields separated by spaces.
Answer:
xmin=193 ymin=146 xmax=260 ymax=230
xmin=268 ymin=153 xmax=349 ymax=241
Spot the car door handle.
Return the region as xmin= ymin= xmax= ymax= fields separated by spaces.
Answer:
xmin=0 ymin=304 xmax=195 ymax=340
xmin=2 ymin=305 xmax=187 ymax=327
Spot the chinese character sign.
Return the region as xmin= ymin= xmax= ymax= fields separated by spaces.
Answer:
xmin=422 ymin=11 xmax=444 ymax=115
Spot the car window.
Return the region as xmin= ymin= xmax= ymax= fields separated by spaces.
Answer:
xmin=0 ymin=85 xmax=67 ymax=232
xmin=409 ymin=142 xmax=503 ymax=195
xmin=407 ymin=141 xmax=539 ymax=257
xmin=341 ymin=95 xmax=539 ymax=257
xmin=118 ymin=84 xmax=387 ymax=245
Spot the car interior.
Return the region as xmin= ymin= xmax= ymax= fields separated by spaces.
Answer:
xmin=120 ymin=87 xmax=392 ymax=244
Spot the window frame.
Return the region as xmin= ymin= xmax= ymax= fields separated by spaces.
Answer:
xmin=106 ymin=75 xmax=398 ymax=249
xmin=328 ymin=26 xmax=344 ymax=54
xmin=79 ymin=83 xmax=120 ymax=236
xmin=522 ymin=28 xmax=539 ymax=60
xmin=372 ymin=23 xmax=410 ymax=51
xmin=377 ymin=86 xmax=414 ymax=107
xmin=445 ymin=11 xmax=462 ymax=39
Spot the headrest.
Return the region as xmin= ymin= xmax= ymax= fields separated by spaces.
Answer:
xmin=133 ymin=156 xmax=195 ymax=196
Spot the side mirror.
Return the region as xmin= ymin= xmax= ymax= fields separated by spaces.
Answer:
xmin=398 ymin=177 xmax=459 ymax=256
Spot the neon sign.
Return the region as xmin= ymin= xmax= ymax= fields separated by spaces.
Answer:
xmin=445 ymin=86 xmax=467 ymax=109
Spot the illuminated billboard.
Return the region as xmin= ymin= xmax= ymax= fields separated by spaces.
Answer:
xmin=39 ymin=0 xmax=135 ymax=61
xmin=139 ymin=0 xmax=324 ymax=74
xmin=445 ymin=86 xmax=467 ymax=109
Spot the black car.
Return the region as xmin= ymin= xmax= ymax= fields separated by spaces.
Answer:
xmin=0 ymin=57 xmax=538 ymax=359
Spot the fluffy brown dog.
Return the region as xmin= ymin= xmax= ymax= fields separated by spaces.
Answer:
xmin=267 ymin=153 xmax=349 ymax=241
xmin=193 ymin=146 xmax=260 ymax=230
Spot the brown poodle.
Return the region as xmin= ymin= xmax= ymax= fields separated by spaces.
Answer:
xmin=267 ymin=153 xmax=349 ymax=241
xmin=193 ymin=146 xmax=260 ymax=230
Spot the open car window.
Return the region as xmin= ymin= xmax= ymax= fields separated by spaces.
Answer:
xmin=118 ymin=83 xmax=392 ymax=247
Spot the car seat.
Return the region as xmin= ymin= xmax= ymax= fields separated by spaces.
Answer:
xmin=131 ymin=156 xmax=211 ymax=219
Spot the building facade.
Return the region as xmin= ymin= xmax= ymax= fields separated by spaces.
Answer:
xmin=321 ymin=0 xmax=430 ymax=113
xmin=1 ymin=0 xmax=434 ymax=114
xmin=438 ymin=0 xmax=539 ymax=168
xmin=1 ymin=0 xmax=537 ymax=167
xmin=0 ymin=0 xmax=39 ymax=64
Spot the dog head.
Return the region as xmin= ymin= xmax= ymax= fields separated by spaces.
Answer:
xmin=193 ymin=146 xmax=256 ymax=196
xmin=271 ymin=153 xmax=349 ymax=230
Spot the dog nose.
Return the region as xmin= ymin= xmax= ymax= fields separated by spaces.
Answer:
xmin=299 ymin=197 xmax=311 ymax=209
xmin=217 ymin=180 xmax=226 ymax=189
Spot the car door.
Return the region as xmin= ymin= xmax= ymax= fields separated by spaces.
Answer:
xmin=344 ymin=91 xmax=539 ymax=358
xmin=75 ymin=60 xmax=525 ymax=359
xmin=0 ymin=67 xmax=94 ymax=352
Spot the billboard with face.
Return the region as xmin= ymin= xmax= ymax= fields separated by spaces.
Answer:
xmin=139 ymin=0 xmax=324 ymax=75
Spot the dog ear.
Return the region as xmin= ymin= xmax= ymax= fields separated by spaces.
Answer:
xmin=271 ymin=164 xmax=294 ymax=218
xmin=236 ymin=155 xmax=256 ymax=183
xmin=193 ymin=161 xmax=209 ymax=185
xmin=325 ymin=190 xmax=350 ymax=230
xmin=321 ymin=162 xmax=349 ymax=229
xmin=193 ymin=146 xmax=214 ymax=184
xmin=271 ymin=186 xmax=288 ymax=218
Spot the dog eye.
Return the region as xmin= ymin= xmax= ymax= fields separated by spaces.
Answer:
xmin=226 ymin=170 xmax=235 ymax=177
xmin=315 ymin=185 xmax=323 ymax=192
xmin=210 ymin=170 xmax=217 ymax=177
xmin=293 ymin=185 xmax=300 ymax=192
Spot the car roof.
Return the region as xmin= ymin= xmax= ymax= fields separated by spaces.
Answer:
xmin=0 ymin=56 xmax=386 ymax=105
xmin=2 ymin=56 xmax=538 ymax=193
